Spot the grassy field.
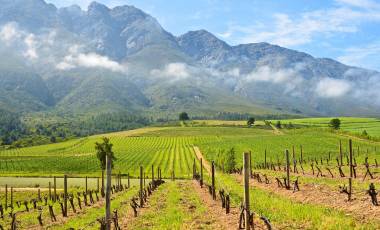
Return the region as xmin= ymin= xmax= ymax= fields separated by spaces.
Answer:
xmin=0 ymin=125 xmax=379 ymax=177
xmin=277 ymin=117 xmax=380 ymax=137
xmin=0 ymin=120 xmax=379 ymax=229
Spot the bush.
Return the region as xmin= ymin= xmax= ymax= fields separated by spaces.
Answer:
xmin=329 ymin=118 xmax=341 ymax=130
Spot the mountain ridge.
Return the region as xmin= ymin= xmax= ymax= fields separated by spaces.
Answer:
xmin=0 ymin=0 xmax=379 ymax=119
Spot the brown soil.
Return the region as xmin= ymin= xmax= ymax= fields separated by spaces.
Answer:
xmin=195 ymin=146 xmax=380 ymax=227
xmin=235 ymin=173 xmax=380 ymax=225
xmin=191 ymin=180 xmax=269 ymax=230
xmin=193 ymin=146 xmax=211 ymax=174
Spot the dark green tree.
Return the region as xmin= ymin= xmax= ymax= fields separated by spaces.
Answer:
xmin=275 ymin=120 xmax=282 ymax=129
xmin=362 ymin=130 xmax=368 ymax=136
xmin=225 ymin=148 xmax=236 ymax=173
xmin=179 ymin=112 xmax=190 ymax=121
xmin=95 ymin=137 xmax=116 ymax=196
xmin=247 ymin=117 xmax=255 ymax=127
xmin=329 ymin=118 xmax=341 ymax=130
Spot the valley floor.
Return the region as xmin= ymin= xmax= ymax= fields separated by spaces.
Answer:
xmin=0 ymin=122 xmax=379 ymax=229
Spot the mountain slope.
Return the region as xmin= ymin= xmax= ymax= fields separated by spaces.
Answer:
xmin=0 ymin=0 xmax=378 ymax=119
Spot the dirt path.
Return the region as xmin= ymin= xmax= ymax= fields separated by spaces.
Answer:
xmin=193 ymin=146 xmax=211 ymax=174
xmin=192 ymin=147 xmax=272 ymax=229
xmin=235 ymin=173 xmax=380 ymax=224
xmin=270 ymin=124 xmax=283 ymax=135
xmin=190 ymin=180 xmax=239 ymax=229
xmin=122 ymin=181 xmax=240 ymax=229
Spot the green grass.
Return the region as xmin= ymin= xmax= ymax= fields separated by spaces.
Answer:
xmin=277 ymin=117 xmax=380 ymax=137
xmin=0 ymin=125 xmax=379 ymax=177
xmin=1 ymin=122 xmax=380 ymax=229
xmin=208 ymin=173 xmax=380 ymax=229
xmin=128 ymin=181 xmax=213 ymax=230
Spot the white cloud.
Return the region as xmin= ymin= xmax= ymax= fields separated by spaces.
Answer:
xmin=0 ymin=23 xmax=20 ymax=43
xmin=23 ymin=34 xmax=38 ymax=59
xmin=222 ymin=2 xmax=380 ymax=47
xmin=56 ymin=50 xmax=126 ymax=72
xmin=337 ymin=41 xmax=380 ymax=71
xmin=150 ymin=62 xmax=191 ymax=81
xmin=244 ymin=65 xmax=304 ymax=93
xmin=336 ymin=0 xmax=380 ymax=10
xmin=315 ymin=77 xmax=352 ymax=98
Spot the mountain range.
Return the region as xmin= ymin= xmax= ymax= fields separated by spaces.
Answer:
xmin=0 ymin=0 xmax=380 ymax=120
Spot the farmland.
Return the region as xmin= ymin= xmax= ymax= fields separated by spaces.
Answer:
xmin=0 ymin=120 xmax=379 ymax=229
xmin=277 ymin=117 xmax=380 ymax=138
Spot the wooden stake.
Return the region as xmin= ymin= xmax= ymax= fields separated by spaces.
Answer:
xmin=211 ymin=161 xmax=216 ymax=200
xmin=10 ymin=187 xmax=13 ymax=209
xmin=85 ymin=176 xmax=88 ymax=194
xmin=101 ymin=170 xmax=105 ymax=197
xmin=286 ymin=150 xmax=290 ymax=189
xmin=5 ymin=184 xmax=7 ymax=210
xmin=127 ymin=173 xmax=130 ymax=189
xmin=54 ymin=176 xmax=57 ymax=202
xmin=64 ymin=175 xmax=67 ymax=217
xmin=243 ymin=152 xmax=251 ymax=230
xmin=339 ymin=140 xmax=343 ymax=166
xmin=105 ymin=154 xmax=112 ymax=229
xmin=200 ymin=158 xmax=203 ymax=187
xmin=152 ymin=165 xmax=154 ymax=183
xmin=349 ymin=139 xmax=353 ymax=201
xmin=49 ymin=182 xmax=52 ymax=200
xmin=250 ymin=151 xmax=252 ymax=176
xmin=140 ymin=166 xmax=144 ymax=207
xmin=193 ymin=158 xmax=196 ymax=178
xmin=264 ymin=150 xmax=267 ymax=169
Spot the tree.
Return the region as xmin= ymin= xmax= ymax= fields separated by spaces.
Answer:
xmin=225 ymin=148 xmax=236 ymax=173
xmin=329 ymin=118 xmax=341 ymax=130
xmin=247 ymin=117 xmax=255 ymax=127
xmin=362 ymin=130 xmax=368 ymax=136
xmin=179 ymin=112 xmax=190 ymax=121
xmin=95 ymin=137 xmax=116 ymax=196
xmin=275 ymin=121 xmax=282 ymax=129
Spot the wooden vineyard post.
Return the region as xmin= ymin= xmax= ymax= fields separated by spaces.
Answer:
xmin=200 ymin=158 xmax=203 ymax=187
xmin=152 ymin=165 xmax=154 ymax=183
xmin=85 ymin=176 xmax=88 ymax=194
xmin=5 ymin=184 xmax=7 ymax=210
xmin=97 ymin=177 xmax=100 ymax=192
xmin=349 ymin=140 xmax=353 ymax=201
xmin=105 ymin=154 xmax=112 ymax=230
xmin=10 ymin=187 xmax=13 ymax=209
xmin=300 ymin=145 xmax=303 ymax=163
xmin=144 ymin=173 xmax=146 ymax=187
xmin=101 ymin=170 xmax=105 ymax=197
xmin=243 ymin=152 xmax=251 ymax=230
xmin=193 ymin=158 xmax=196 ymax=178
xmin=264 ymin=150 xmax=267 ymax=169
xmin=54 ymin=176 xmax=57 ymax=202
xmin=339 ymin=140 xmax=343 ymax=166
xmin=250 ymin=151 xmax=252 ymax=176
xmin=49 ymin=182 xmax=52 ymax=200
xmin=64 ymin=175 xmax=68 ymax=217
xmin=127 ymin=173 xmax=130 ymax=189
xmin=286 ymin=150 xmax=290 ymax=189
xmin=211 ymin=161 xmax=216 ymax=200
xmin=140 ymin=166 xmax=144 ymax=207
xmin=292 ymin=146 xmax=296 ymax=173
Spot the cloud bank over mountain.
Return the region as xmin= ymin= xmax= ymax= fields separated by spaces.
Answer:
xmin=0 ymin=0 xmax=379 ymax=117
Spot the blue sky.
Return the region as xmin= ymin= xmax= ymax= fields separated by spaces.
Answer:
xmin=46 ymin=0 xmax=380 ymax=71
